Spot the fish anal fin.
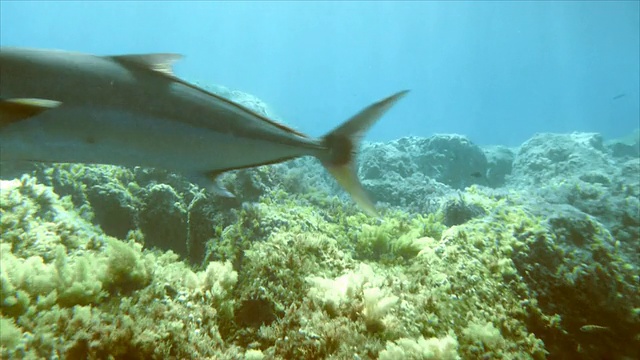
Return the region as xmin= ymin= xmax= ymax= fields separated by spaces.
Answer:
xmin=189 ymin=171 xmax=235 ymax=198
xmin=109 ymin=53 xmax=183 ymax=76
xmin=0 ymin=98 xmax=62 ymax=127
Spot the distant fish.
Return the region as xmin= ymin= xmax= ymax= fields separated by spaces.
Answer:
xmin=0 ymin=47 xmax=409 ymax=216
xmin=470 ymin=171 xmax=483 ymax=178
xmin=579 ymin=324 xmax=610 ymax=333
xmin=612 ymin=93 xmax=626 ymax=100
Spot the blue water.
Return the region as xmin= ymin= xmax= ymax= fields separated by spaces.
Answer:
xmin=1 ymin=1 xmax=638 ymax=146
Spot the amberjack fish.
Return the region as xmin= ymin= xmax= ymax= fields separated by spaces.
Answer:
xmin=0 ymin=47 xmax=408 ymax=216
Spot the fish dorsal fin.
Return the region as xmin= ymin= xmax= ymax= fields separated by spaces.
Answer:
xmin=109 ymin=53 xmax=183 ymax=76
xmin=0 ymin=98 xmax=62 ymax=127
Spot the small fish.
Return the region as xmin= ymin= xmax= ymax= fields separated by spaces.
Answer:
xmin=612 ymin=93 xmax=626 ymax=100
xmin=0 ymin=47 xmax=408 ymax=216
xmin=470 ymin=171 xmax=483 ymax=178
xmin=579 ymin=324 xmax=610 ymax=333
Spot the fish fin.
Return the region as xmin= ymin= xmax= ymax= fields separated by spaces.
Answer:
xmin=109 ymin=53 xmax=183 ymax=76
xmin=209 ymin=176 xmax=235 ymax=198
xmin=190 ymin=171 xmax=235 ymax=198
xmin=320 ymin=90 xmax=409 ymax=217
xmin=0 ymin=98 xmax=62 ymax=126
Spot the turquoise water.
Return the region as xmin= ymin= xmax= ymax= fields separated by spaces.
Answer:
xmin=1 ymin=2 xmax=638 ymax=359
xmin=1 ymin=1 xmax=638 ymax=146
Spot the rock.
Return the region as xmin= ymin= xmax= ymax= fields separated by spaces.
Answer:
xmin=482 ymin=145 xmax=515 ymax=188
xmin=440 ymin=195 xmax=487 ymax=227
xmin=396 ymin=135 xmax=488 ymax=189
xmin=605 ymin=129 xmax=640 ymax=159
xmin=512 ymin=203 xmax=640 ymax=359
xmin=356 ymin=135 xmax=488 ymax=211
xmin=507 ymin=132 xmax=639 ymax=253
xmin=510 ymin=132 xmax=612 ymax=187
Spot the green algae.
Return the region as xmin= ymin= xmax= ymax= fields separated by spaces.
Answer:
xmin=1 ymin=173 xmax=637 ymax=359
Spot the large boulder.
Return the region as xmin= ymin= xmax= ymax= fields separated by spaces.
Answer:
xmin=510 ymin=132 xmax=612 ymax=186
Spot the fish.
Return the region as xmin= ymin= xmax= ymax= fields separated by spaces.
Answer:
xmin=579 ymin=324 xmax=610 ymax=333
xmin=0 ymin=47 xmax=408 ymax=216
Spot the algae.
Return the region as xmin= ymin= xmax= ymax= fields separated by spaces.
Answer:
xmin=1 ymin=131 xmax=638 ymax=359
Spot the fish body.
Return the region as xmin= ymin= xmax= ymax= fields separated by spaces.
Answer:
xmin=0 ymin=47 xmax=408 ymax=215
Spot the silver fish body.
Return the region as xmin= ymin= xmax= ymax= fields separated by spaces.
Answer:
xmin=0 ymin=47 xmax=408 ymax=215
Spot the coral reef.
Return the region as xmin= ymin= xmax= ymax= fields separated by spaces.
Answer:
xmin=482 ymin=145 xmax=515 ymax=188
xmin=1 ymin=87 xmax=638 ymax=359
xmin=0 ymin=178 xmax=242 ymax=359
xmin=356 ymin=135 xmax=488 ymax=213
xmin=1 ymin=174 xmax=555 ymax=359
xmin=509 ymin=132 xmax=640 ymax=260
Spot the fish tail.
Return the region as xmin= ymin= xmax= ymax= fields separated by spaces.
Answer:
xmin=319 ymin=90 xmax=409 ymax=217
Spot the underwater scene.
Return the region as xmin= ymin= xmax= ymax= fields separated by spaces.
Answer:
xmin=1 ymin=2 xmax=639 ymax=360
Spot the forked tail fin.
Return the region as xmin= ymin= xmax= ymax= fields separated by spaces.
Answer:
xmin=320 ymin=90 xmax=409 ymax=217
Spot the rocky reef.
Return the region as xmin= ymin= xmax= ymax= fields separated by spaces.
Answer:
xmin=1 ymin=87 xmax=638 ymax=359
